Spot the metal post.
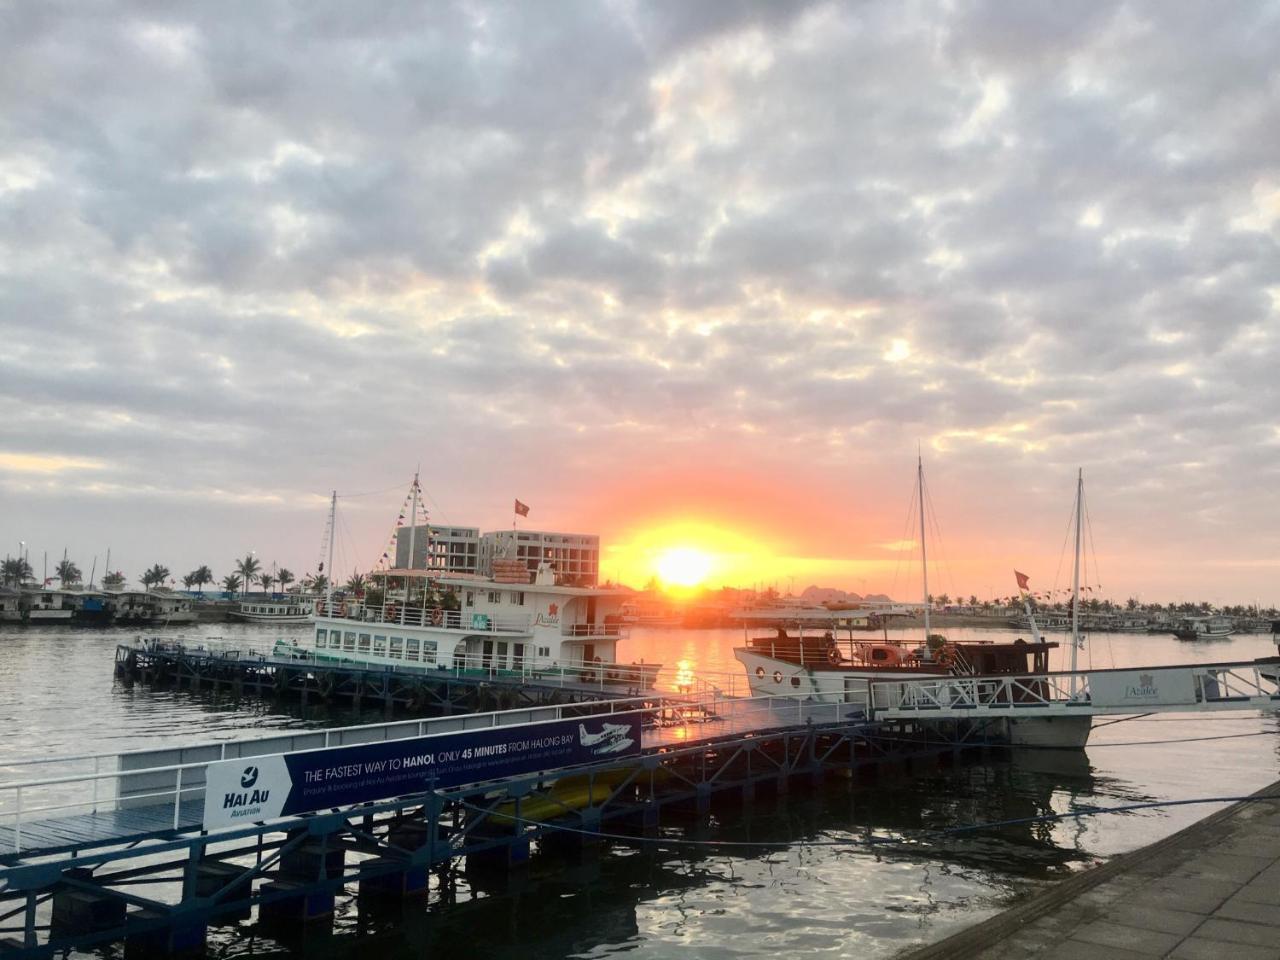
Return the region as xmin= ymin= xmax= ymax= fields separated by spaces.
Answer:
xmin=92 ymin=756 xmax=100 ymax=813
xmin=174 ymin=766 xmax=183 ymax=829
xmin=15 ymin=785 xmax=22 ymax=854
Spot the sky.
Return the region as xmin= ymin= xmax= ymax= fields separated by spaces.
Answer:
xmin=1 ymin=1 xmax=1278 ymax=605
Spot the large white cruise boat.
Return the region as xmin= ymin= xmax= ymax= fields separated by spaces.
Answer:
xmin=280 ymin=562 xmax=658 ymax=688
xmin=274 ymin=482 xmax=659 ymax=688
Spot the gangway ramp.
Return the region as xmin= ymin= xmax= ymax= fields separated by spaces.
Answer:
xmin=0 ymin=692 xmax=863 ymax=862
xmin=869 ymin=658 xmax=1280 ymax=722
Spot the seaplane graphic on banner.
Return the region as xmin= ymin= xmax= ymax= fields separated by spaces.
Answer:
xmin=578 ymin=721 xmax=635 ymax=755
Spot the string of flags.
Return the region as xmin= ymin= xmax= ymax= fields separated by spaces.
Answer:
xmin=1013 ymin=569 xmax=1103 ymax=601
xmin=375 ymin=477 xmax=427 ymax=572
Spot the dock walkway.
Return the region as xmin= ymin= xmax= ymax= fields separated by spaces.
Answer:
xmin=900 ymin=780 xmax=1280 ymax=960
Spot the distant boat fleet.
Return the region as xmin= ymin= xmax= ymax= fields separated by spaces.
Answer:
xmin=0 ymin=587 xmax=316 ymax=627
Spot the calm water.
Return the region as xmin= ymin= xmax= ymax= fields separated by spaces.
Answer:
xmin=2 ymin=622 xmax=1279 ymax=958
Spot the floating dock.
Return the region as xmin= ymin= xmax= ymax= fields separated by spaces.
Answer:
xmin=114 ymin=638 xmax=660 ymax=714
xmin=901 ymin=779 xmax=1280 ymax=960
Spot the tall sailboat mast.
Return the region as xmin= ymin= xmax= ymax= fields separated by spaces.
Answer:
xmin=325 ymin=491 xmax=337 ymax=611
xmin=1070 ymin=468 xmax=1083 ymax=692
xmin=918 ymin=453 xmax=931 ymax=639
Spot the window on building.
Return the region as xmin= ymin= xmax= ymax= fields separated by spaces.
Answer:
xmin=373 ymin=635 xmax=386 ymax=655
xmin=514 ymin=592 xmax=525 ymax=605
xmin=406 ymin=638 xmax=421 ymax=661
xmin=465 ymin=591 xmax=474 ymax=607
xmin=358 ymin=633 xmax=371 ymax=652
xmin=422 ymin=640 xmax=437 ymax=665
xmin=343 ymin=632 xmax=356 ymax=651
xmin=488 ymin=590 xmax=501 ymax=603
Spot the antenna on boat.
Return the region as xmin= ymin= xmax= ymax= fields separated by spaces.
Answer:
xmin=918 ymin=450 xmax=931 ymax=640
xmin=1070 ymin=468 xmax=1084 ymax=695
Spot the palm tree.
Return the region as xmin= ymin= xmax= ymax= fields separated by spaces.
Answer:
xmin=182 ymin=572 xmax=197 ymax=589
xmin=938 ymin=593 xmax=951 ymax=607
xmin=345 ymin=571 xmax=367 ymax=593
xmin=3 ymin=557 xmax=34 ymax=586
xmin=56 ymin=558 xmax=82 ymax=587
xmin=968 ymin=594 xmax=978 ymax=607
xmin=277 ymin=568 xmax=295 ymax=594
xmin=235 ymin=555 xmax=261 ymax=596
xmin=259 ymin=570 xmax=274 ymax=596
xmin=140 ymin=564 xmax=170 ymax=591
xmin=303 ymin=573 xmax=329 ymax=595
xmin=189 ymin=565 xmax=213 ymax=595
xmin=222 ymin=573 xmax=241 ymax=595
xmin=1126 ymin=597 xmax=1139 ymax=611
xmin=102 ymin=570 xmax=126 ymax=590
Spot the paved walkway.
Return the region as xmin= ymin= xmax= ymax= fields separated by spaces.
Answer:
xmin=900 ymin=780 xmax=1280 ymax=960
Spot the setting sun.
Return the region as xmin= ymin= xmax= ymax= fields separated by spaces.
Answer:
xmin=655 ymin=547 xmax=714 ymax=588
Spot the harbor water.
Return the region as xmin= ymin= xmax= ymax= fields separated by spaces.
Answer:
xmin=3 ymin=623 xmax=1279 ymax=958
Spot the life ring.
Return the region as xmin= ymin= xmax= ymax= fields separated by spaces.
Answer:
xmin=338 ymin=601 xmax=348 ymax=617
xmin=431 ymin=607 xmax=443 ymax=626
xmin=386 ymin=604 xmax=399 ymax=621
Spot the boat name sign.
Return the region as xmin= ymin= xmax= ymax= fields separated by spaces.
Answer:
xmin=1090 ymin=667 xmax=1198 ymax=708
xmin=202 ymin=712 xmax=641 ymax=829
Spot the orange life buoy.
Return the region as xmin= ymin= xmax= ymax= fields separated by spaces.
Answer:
xmin=338 ymin=601 xmax=348 ymax=617
xmin=431 ymin=607 xmax=443 ymax=626
xmin=869 ymin=644 xmax=903 ymax=666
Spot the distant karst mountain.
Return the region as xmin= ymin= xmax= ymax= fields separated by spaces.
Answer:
xmin=799 ymin=585 xmax=893 ymax=604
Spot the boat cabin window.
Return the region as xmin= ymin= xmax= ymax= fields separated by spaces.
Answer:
xmin=537 ymin=645 xmax=550 ymax=657
xmin=373 ymin=635 xmax=386 ymax=655
xmin=514 ymin=592 xmax=525 ymax=605
xmin=389 ymin=637 xmax=403 ymax=659
xmin=488 ymin=590 xmax=501 ymax=603
xmin=315 ymin=629 xmax=325 ymax=647
xmin=343 ymin=632 xmax=356 ymax=652
xmin=329 ymin=630 xmax=341 ymax=648
xmin=406 ymin=638 xmax=421 ymax=661
xmin=421 ymin=639 xmax=437 ymax=664
xmin=791 ymin=677 xmax=801 ymax=687
xmin=870 ymin=648 xmax=893 ymax=662
xmin=465 ymin=591 xmax=474 ymax=607
xmin=358 ymin=633 xmax=371 ymax=652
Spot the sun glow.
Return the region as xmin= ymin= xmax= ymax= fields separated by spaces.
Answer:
xmin=655 ymin=547 xmax=714 ymax=588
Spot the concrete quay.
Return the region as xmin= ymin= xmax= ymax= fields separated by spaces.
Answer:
xmin=900 ymin=779 xmax=1280 ymax=960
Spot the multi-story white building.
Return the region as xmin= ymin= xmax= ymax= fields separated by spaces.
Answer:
xmin=479 ymin=530 xmax=600 ymax=586
xmin=394 ymin=525 xmax=481 ymax=574
xmin=394 ymin=526 xmax=599 ymax=585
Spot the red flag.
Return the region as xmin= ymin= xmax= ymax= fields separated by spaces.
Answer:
xmin=1014 ymin=570 xmax=1030 ymax=592
xmin=514 ymin=499 xmax=530 ymax=517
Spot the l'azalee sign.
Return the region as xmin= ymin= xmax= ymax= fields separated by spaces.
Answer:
xmin=1089 ymin=667 xmax=1198 ymax=709
xmin=202 ymin=713 xmax=641 ymax=829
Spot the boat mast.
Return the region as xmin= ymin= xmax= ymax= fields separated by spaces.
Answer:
xmin=1070 ymin=468 xmax=1083 ymax=693
xmin=406 ymin=470 xmax=419 ymax=572
xmin=325 ymin=491 xmax=337 ymax=613
xmin=918 ymin=452 xmax=931 ymax=639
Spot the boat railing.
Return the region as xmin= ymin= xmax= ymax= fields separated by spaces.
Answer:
xmin=564 ymin=621 xmax=628 ymax=638
xmin=316 ymin=600 xmax=529 ymax=634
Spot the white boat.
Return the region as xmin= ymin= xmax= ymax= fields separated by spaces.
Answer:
xmin=230 ymin=598 xmax=314 ymax=624
xmin=0 ymin=589 xmax=22 ymax=623
xmin=275 ymin=483 xmax=660 ymax=689
xmin=149 ymin=590 xmax=199 ymax=624
xmin=23 ymin=589 xmax=75 ymax=624
xmin=1170 ymin=616 xmax=1234 ymax=641
xmin=733 ymin=458 xmax=1093 ymax=749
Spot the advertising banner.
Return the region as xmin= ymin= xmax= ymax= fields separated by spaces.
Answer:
xmin=202 ymin=712 xmax=641 ymax=829
xmin=1089 ymin=667 xmax=1199 ymax=709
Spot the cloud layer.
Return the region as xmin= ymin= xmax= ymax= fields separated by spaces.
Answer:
xmin=2 ymin=1 xmax=1277 ymax=600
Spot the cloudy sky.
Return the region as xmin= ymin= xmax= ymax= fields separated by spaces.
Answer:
xmin=2 ymin=1 xmax=1277 ymax=603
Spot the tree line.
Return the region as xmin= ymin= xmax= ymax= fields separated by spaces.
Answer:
xmin=0 ymin=553 xmax=360 ymax=596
